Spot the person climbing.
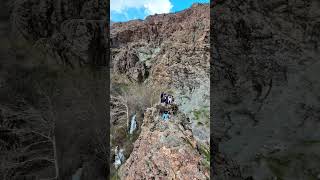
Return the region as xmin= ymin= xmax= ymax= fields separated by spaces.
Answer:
xmin=161 ymin=93 xmax=167 ymax=104
xmin=160 ymin=92 xmax=164 ymax=103
xmin=168 ymin=95 xmax=173 ymax=104
xmin=164 ymin=94 xmax=169 ymax=105
xmin=161 ymin=111 xmax=170 ymax=121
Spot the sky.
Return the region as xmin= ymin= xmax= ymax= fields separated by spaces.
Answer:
xmin=111 ymin=0 xmax=209 ymax=22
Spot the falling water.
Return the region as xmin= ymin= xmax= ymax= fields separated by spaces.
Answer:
xmin=114 ymin=146 xmax=125 ymax=169
xmin=129 ymin=114 xmax=137 ymax=134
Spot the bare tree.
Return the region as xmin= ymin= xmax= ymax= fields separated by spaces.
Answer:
xmin=110 ymin=78 xmax=169 ymax=130
xmin=38 ymin=87 xmax=59 ymax=180
xmin=111 ymin=92 xmax=130 ymax=129
xmin=0 ymin=84 xmax=59 ymax=180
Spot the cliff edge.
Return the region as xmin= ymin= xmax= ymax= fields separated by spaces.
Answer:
xmin=118 ymin=105 xmax=210 ymax=179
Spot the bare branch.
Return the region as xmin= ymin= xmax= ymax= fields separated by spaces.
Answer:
xmin=22 ymin=140 xmax=51 ymax=153
xmin=6 ymin=157 xmax=55 ymax=169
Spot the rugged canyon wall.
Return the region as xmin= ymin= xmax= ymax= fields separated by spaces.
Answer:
xmin=110 ymin=2 xmax=210 ymax=142
xmin=0 ymin=0 xmax=108 ymax=179
xmin=118 ymin=106 xmax=209 ymax=179
xmin=110 ymin=3 xmax=210 ymax=179
xmin=211 ymin=0 xmax=320 ymax=179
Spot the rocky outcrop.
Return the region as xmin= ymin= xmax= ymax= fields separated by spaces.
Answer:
xmin=118 ymin=105 xmax=209 ymax=179
xmin=113 ymin=50 xmax=148 ymax=82
xmin=111 ymin=3 xmax=210 ymax=150
xmin=110 ymin=3 xmax=210 ymax=179
xmin=211 ymin=0 xmax=320 ymax=179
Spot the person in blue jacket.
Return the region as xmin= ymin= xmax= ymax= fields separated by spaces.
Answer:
xmin=161 ymin=111 xmax=170 ymax=121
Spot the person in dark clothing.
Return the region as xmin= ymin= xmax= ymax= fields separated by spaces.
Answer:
xmin=163 ymin=93 xmax=168 ymax=103
xmin=160 ymin=92 xmax=164 ymax=102
xmin=159 ymin=108 xmax=163 ymax=115
xmin=163 ymin=93 xmax=168 ymax=104
xmin=165 ymin=95 xmax=169 ymax=105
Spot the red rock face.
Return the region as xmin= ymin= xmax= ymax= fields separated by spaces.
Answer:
xmin=111 ymin=3 xmax=210 ymax=85
xmin=118 ymin=107 xmax=209 ymax=180
xmin=111 ymin=3 xmax=209 ymax=47
xmin=111 ymin=3 xmax=210 ymax=179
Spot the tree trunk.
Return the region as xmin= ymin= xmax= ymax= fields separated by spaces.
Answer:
xmin=52 ymin=135 xmax=59 ymax=179
xmin=55 ymin=0 xmax=62 ymax=31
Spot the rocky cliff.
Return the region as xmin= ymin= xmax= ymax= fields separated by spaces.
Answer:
xmin=211 ymin=0 xmax=320 ymax=179
xmin=118 ymin=105 xmax=209 ymax=179
xmin=110 ymin=3 xmax=210 ymax=179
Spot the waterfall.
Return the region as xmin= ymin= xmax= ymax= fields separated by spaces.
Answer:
xmin=114 ymin=146 xmax=125 ymax=169
xmin=129 ymin=114 xmax=137 ymax=134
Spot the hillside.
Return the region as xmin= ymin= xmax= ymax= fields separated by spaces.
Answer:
xmin=110 ymin=3 xmax=210 ymax=179
xmin=118 ymin=105 xmax=209 ymax=179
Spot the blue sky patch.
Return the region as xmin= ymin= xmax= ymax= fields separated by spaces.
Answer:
xmin=111 ymin=0 xmax=209 ymax=22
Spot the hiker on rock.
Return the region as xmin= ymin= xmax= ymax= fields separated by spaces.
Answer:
xmin=161 ymin=92 xmax=174 ymax=106
xmin=168 ymin=95 xmax=173 ymax=104
xmin=160 ymin=92 xmax=164 ymax=103
xmin=162 ymin=111 xmax=170 ymax=121
xmin=161 ymin=92 xmax=167 ymax=104
xmin=164 ymin=95 xmax=168 ymax=105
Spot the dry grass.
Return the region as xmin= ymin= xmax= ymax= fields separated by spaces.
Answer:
xmin=111 ymin=72 xmax=174 ymax=111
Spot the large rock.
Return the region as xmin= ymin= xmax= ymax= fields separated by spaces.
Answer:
xmin=113 ymin=50 xmax=148 ymax=82
xmin=118 ymin=107 xmax=209 ymax=180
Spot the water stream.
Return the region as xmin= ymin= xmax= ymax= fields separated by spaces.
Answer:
xmin=114 ymin=146 xmax=125 ymax=169
xmin=129 ymin=114 xmax=137 ymax=134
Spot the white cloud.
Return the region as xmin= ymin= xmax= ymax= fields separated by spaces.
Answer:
xmin=111 ymin=0 xmax=173 ymax=16
xmin=143 ymin=0 xmax=173 ymax=15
